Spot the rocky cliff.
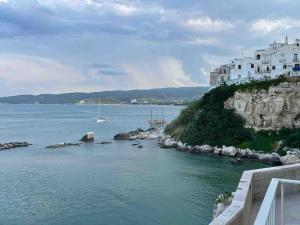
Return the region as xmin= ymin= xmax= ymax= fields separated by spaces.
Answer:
xmin=224 ymin=82 xmax=300 ymax=130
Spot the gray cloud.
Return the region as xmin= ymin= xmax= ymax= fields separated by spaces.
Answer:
xmin=86 ymin=63 xmax=128 ymax=76
xmin=0 ymin=0 xmax=299 ymax=95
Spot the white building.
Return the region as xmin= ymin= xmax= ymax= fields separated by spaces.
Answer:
xmin=210 ymin=37 xmax=300 ymax=87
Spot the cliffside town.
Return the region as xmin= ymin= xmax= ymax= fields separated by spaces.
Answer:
xmin=210 ymin=37 xmax=300 ymax=87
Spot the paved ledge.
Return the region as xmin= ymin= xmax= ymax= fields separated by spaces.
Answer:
xmin=209 ymin=163 xmax=300 ymax=225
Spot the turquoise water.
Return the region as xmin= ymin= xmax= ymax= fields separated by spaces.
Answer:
xmin=0 ymin=104 xmax=267 ymax=225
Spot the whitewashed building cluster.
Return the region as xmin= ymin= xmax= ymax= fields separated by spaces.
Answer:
xmin=210 ymin=37 xmax=300 ymax=87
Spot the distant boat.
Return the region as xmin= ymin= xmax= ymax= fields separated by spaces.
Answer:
xmin=132 ymin=140 xmax=141 ymax=146
xmin=97 ymin=98 xmax=106 ymax=123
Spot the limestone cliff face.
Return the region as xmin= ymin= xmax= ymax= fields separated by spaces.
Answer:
xmin=224 ymin=82 xmax=300 ymax=130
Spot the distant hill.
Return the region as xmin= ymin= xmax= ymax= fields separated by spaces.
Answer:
xmin=0 ymin=86 xmax=209 ymax=104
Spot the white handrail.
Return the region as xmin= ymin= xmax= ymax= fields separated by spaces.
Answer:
xmin=254 ymin=178 xmax=300 ymax=225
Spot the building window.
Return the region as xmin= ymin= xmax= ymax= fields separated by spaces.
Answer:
xmin=221 ymin=76 xmax=224 ymax=82
xmin=295 ymin=64 xmax=300 ymax=68
xmin=238 ymin=65 xmax=242 ymax=69
xmin=251 ymin=64 xmax=254 ymax=68
xmin=294 ymin=54 xmax=298 ymax=61
xmin=297 ymin=43 xmax=300 ymax=47
xmin=267 ymin=66 xmax=270 ymax=72
xmin=283 ymin=65 xmax=287 ymax=69
xmin=272 ymin=66 xmax=276 ymax=70
xmin=256 ymin=54 xmax=261 ymax=60
xmin=238 ymin=74 xmax=241 ymax=79
xmin=257 ymin=67 xmax=260 ymax=73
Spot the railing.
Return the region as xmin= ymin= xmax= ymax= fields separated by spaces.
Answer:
xmin=254 ymin=178 xmax=300 ymax=225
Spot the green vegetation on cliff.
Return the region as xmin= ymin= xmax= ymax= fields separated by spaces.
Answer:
xmin=165 ymin=77 xmax=300 ymax=152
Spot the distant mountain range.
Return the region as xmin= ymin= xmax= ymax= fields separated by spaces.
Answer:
xmin=0 ymin=86 xmax=209 ymax=104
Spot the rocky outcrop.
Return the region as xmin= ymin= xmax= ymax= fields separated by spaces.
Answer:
xmin=0 ymin=142 xmax=31 ymax=151
xmin=213 ymin=193 xmax=233 ymax=219
xmin=224 ymin=82 xmax=300 ymax=130
xmin=114 ymin=128 xmax=161 ymax=141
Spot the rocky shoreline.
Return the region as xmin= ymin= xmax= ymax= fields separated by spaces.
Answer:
xmin=0 ymin=142 xmax=31 ymax=151
xmin=158 ymin=136 xmax=300 ymax=165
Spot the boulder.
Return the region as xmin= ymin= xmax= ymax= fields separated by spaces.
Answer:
xmin=176 ymin=142 xmax=186 ymax=151
xmin=160 ymin=138 xmax=175 ymax=148
xmin=214 ymin=148 xmax=222 ymax=155
xmin=259 ymin=153 xmax=281 ymax=165
xmin=288 ymin=149 xmax=300 ymax=158
xmin=199 ymin=145 xmax=214 ymax=153
xmin=246 ymin=150 xmax=260 ymax=159
xmin=221 ymin=146 xmax=238 ymax=157
xmin=194 ymin=145 xmax=202 ymax=153
xmin=236 ymin=149 xmax=246 ymax=158
xmin=280 ymin=154 xmax=300 ymax=165
xmin=186 ymin=146 xmax=194 ymax=152
xmin=80 ymin=132 xmax=95 ymax=142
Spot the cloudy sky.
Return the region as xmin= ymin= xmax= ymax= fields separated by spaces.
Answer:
xmin=0 ymin=0 xmax=299 ymax=96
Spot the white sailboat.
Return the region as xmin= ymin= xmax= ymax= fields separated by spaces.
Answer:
xmin=97 ymin=98 xmax=105 ymax=123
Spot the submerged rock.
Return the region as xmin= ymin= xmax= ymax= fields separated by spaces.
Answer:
xmin=46 ymin=143 xmax=81 ymax=149
xmin=80 ymin=132 xmax=95 ymax=142
xmin=231 ymin=158 xmax=242 ymax=164
xmin=0 ymin=142 xmax=31 ymax=151
xmin=99 ymin=141 xmax=113 ymax=144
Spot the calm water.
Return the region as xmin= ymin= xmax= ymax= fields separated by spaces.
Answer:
xmin=0 ymin=104 xmax=266 ymax=225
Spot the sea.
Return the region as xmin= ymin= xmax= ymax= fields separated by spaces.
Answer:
xmin=0 ymin=104 xmax=267 ymax=225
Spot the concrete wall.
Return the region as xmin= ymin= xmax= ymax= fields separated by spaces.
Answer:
xmin=209 ymin=163 xmax=300 ymax=225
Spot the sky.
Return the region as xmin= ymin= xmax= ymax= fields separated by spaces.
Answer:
xmin=0 ymin=0 xmax=299 ymax=96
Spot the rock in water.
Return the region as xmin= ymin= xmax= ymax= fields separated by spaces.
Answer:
xmin=80 ymin=132 xmax=95 ymax=142
xmin=46 ymin=143 xmax=81 ymax=149
xmin=99 ymin=141 xmax=113 ymax=145
xmin=259 ymin=153 xmax=281 ymax=165
xmin=0 ymin=142 xmax=31 ymax=151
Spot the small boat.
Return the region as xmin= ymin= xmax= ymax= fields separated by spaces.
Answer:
xmin=132 ymin=140 xmax=141 ymax=146
xmin=97 ymin=98 xmax=106 ymax=123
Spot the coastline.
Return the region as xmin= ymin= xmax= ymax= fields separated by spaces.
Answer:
xmin=158 ymin=136 xmax=300 ymax=166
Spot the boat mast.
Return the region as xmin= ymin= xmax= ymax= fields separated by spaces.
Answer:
xmin=98 ymin=98 xmax=101 ymax=118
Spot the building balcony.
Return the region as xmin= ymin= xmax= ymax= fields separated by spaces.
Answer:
xmin=293 ymin=67 xmax=300 ymax=71
xmin=209 ymin=164 xmax=300 ymax=225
